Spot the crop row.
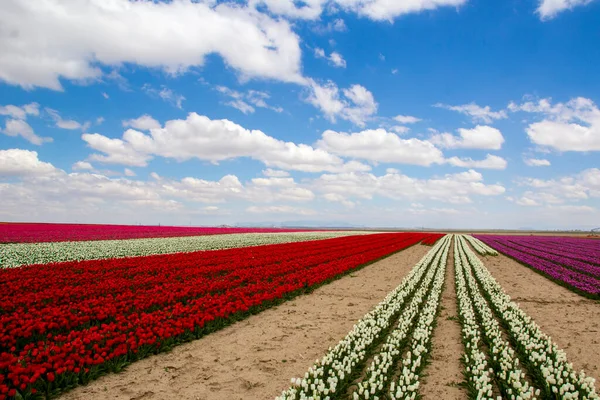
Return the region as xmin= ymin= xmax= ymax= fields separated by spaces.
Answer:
xmin=474 ymin=235 xmax=600 ymax=298
xmin=456 ymin=235 xmax=598 ymax=399
xmin=0 ymin=232 xmax=441 ymax=399
xmin=0 ymin=231 xmax=373 ymax=269
xmin=0 ymin=222 xmax=314 ymax=244
xmin=277 ymin=234 xmax=451 ymax=399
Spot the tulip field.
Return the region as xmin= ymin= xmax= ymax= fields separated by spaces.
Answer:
xmin=0 ymin=222 xmax=599 ymax=400
xmin=475 ymin=235 xmax=600 ymax=298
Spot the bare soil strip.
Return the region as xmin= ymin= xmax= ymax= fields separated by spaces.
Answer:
xmin=481 ymin=252 xmax=600 ymax=381
xmin=420 ymin=238 xmax=465 ymax=400
xmin=60 ymin=245 xmax=431 ymax=400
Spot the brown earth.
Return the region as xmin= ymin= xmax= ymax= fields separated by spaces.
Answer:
xmin=420 ymin=240 xmax=465 ymax=399
xmin=60 ymin=245 xmax=431 ymax=400
xmin=481 ymin=252 xmax=600 ymax=381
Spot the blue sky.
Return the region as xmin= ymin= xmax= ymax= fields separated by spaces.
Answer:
xmin=1 ymin=0 xmax=599 ymax=229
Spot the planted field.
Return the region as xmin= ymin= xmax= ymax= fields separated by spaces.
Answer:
xmin=0 ymin=223 xmax=314 ymax=244
xmin=475 ymin=235 xmax=600 ymax=298
xmin=0 ymin=231 xmax=374 ymax=269
xmin=0 ymin=232 xmax=441 ymax=399
xmin=0 ymin=227 xmax=599 ymax=400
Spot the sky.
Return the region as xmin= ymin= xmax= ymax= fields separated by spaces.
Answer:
xmin=0 ymin=0 xmax=599 ymax=230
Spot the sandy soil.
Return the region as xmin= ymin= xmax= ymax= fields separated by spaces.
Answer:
xmin=60 ymin=245 xmax=431 ymax=400
xmin=482 ymin=253 xmax=600 ymax=380
xmin=420 ymin=241 xmax=465 ymax=399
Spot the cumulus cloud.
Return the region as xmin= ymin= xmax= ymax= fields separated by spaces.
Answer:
xmin=262 ymin=168 xmax=290 ymax=177
xmin=518 ymin=168 xmax=600 ymax=203
xmin=0 ymin=149 xmax=58 ymax=176
xmin=317 ymin=128 xmax=445 ymax=166
xmin=509 ymin=97 xmax=600 ymax=152
xmin=215 ymin=86 xmax=283 ymax=114
xmin=537 ymin=0 xmax=594 ymax=20
xmin=306 ymin=80 xmax=377 ymax=127
xmin=72 ymin=161 xmax=94 ymax=171
xmin=312 ymin=18 xmax=347 ymax=33
xmin=430 ymin=125 xmax=505 ymax=150
xmin=45 ymin=108 xmax=90 ymax=131
xmin=123 ymin=115 xmax=162 ymax=131
xmin=2 ymin=119 xmax=53 ymax=145
xmin=0 ymin=0 xmax=304 ymax=90
xmin=246 ymin=205 xmax=317 ymax=215
xmin=312 ymin=169 xmax=505 ymax=204
xmin=446 ymin=154 xmax=508 ymax=170
xmin=0 ymin=103 xmax=40 ymax=119
xmin=334 ymin=0 xmax=467 ymax=21
xmin=314 ymin=48 xmax=347 ymax=68
xmin=393 ymin=115 xmax=421 ymax=124
xmin=83 ymin=112 xmax=370 ymax=173
xmin=524 ymin=158 xmax=551 ymax=167
xmin=434 ymin=102 xmax=507 ymax=124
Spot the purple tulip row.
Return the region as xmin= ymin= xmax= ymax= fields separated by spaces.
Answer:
xmin=507 ymin=237 xmax=600 ymax=265
xmin=474 ymin=235 xmax=600 ymax=297
xmin=485 ymin=238 xmax=600 ymax=277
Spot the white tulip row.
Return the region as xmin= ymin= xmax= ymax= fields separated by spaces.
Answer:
xmin=458 ymin=235 xmax=599 ymax=400
xmin=454 ymin=236 xmax=496 ymax=399
xmin=462 ymin=234 xmax=498 ymax=256
xmin=455 ymin=235 xmax=537 ymax=399
xmin=0 ymin=231 xmax=374 ymax=268
xmin=387 ymin=235 xmax=451 ymax=400
xmin=276 ymin=235 xmax=452 ymax=400
xmin=354 ymin=236 xmax=451 ymax=399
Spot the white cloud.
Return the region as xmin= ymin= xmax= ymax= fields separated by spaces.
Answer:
xmin=123 ymin=115 xmax=161 ymax=131
xmin=102 ymin=92 xmax=109 ymax=99
xmin=0 ymin=103 xmax=40 ymax=119
xmin=314 ymin=48 xmax=347 ymax=68
xmin=262 ymin=168 xmax=290 ymax=177
xmin=510 ymin=97 xmax=600 ymax=152
xmin=96 ymin=117 xmax=105 ymax=125
xmin=124 ymin=168 xmax=136 ymax=177
xmin=0 ymin=149 xmax=58 ymax=176
xmin=45 ymin=108 xmax=90 ymax=131
xmin=0 ymin=0 xmax=304 ymax=90
xmin=446 ymin=154 xmax=508 ymax=170
xmin=83 ymin=112 xmax=370 ymax=173
xmin=72 ymin=161 xmax=94 ymax=171
xmin=249 ymin=0 xmax=325 ymax=19
xmin=216 ymin=86 xmax=282 ymax=113
xmin=434 ymin=102 xmax=508 ymax=123
xmin=391 ymin=68 xmax=399 ymax=75
xmin=227 ymin=100 xmax=255 ymax=114
xmin=313 ymin=18 xmax=348 ymax=33
xmin=333 ymin=0 xmax=468 ymax=21
xmin=518 ymin=168 xmax=600 ymax=203
xmin=537 ymin=0 xmax=594 ymax=20
xmin=2 ymin=119 xmax=53 ymax=145
xmin=390 ymin=126 xmax=410 ymax=134
xmin=142 ymin=85 xmax=186 ymax=109
xmin=312 ymin=169 xmax=505 ymax=204
xmin=246 ymin=205 xmax=317 ymax=215
xmin=317 ymin=128 xmax=445 ymax=166
xmin=524 ymin=158 xmax=551 ymax=167
xmin=323 ymin=193 xmax=355 ymax=207
xmin=306 ymin=81 xmax=378 ymax=126
xmin=430 ymin=125 xmax=505 ymax=150
xmin=393 ymin=115 xmax=421 ymax=124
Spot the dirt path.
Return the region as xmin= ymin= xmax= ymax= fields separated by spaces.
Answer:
xmin=60 ymin=245 xmax=431 ymax=400
xmin=482 ymin=253 xmax=600 ymax=380
xmin=420 ymin=237 xmax=465 ymax=400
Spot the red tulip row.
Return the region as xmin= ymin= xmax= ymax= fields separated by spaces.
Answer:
xmin=0 ymin=232 xmax=442 ymax=399
xmin=0 ymin=222 xmax=314 ymax=243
